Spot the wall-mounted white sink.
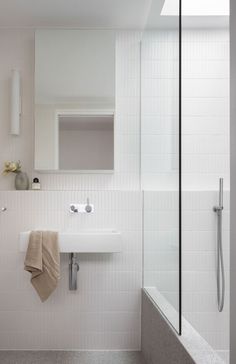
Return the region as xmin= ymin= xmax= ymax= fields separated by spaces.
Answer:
xmin=19 ymin=230 xmax=122 ymax=253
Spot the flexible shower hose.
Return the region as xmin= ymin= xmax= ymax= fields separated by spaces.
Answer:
xmin=216 ymin=208 xmax=225 ymax=312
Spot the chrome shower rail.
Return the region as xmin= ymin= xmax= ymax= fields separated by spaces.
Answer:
xmin=213 ymin=178 xmax=225 ymax=312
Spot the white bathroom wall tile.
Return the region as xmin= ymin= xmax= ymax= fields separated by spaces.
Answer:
xmin=182 ymin=79 xmax=229 ymax=98
xmin=142 ymin=29 xmax=229 ymax=192
xmin=116 ymin=115 xmax=140 ymax=134
xmin=142 ymin=135 xmax=177 ymax=155
xmin=182 ymin=173 xmax=230 ymax=191
xmin=142 ymin=96 xmax=178 ymax=117
xmin=0 ymin=30 xmax=34 ymax=180
xmin=183 ymin=230 xmax=229 ymax=252
xmin=142 ymin=155 xmax=178 ymax=174
xmin=182 ymin=154 xmax=229 ymax=174
xmin=142 ymin=59 xmax=178 ymax=79
xmin=142 ymin=29 xmax=229 ymax=357
xmin=182 ymin=135 xmax=229 ymax=155
xmin=141 ymin=40 xmax=178 ymax=61
xmin=181 ymin=190 xmax=229 ymax=352
xmin=0 ymin=30 xmax=141 ymax=191
xmin=182 ymin=30 xmax=228 ymax=43
xmin=182 ymin=60 xmax=229 ymax=79
xmin=144 ymin=188 xmax=229 ymax=353
xmin=182 ymin=41 xmax=229 ymax=60
xmin=183 ymin=98 xmax=228 ymax=117
xmin=183 ymin=292 xmax=229 ymax=313
xmin=144 ymin=230 xmax=178 ymax=252
xmin=182 ymin=116 xmax=229 ymax=136
xmin=182 ymin=251 xmax=229 ymax=272
xmin=0 ymin=27 xmax=230 ymax=357
xmin=144 ymin=211 xmax=179 ymax=231
xmin=116 ymin=97 xmax=139 ymax=117
xmin=116 ymin=134 xmax=139 ymax=155
xmin=182 ymin=191 xmax=217 ymax=210
xmin=184 ymin=312 xmax=229 ymax=335
xmin=144 ymin=191 xmax=178 ymax=210
xmin=217 ymin=351 xmax=230 ymax=363
xmin=203 ymin=332 xmax=230 ymax=352
xmin=141 ymin=115 xmax=178 ymax=135
xmin=183 ymin=210 xmax=216 ymax=231
xmin=0 ymin=190 xmax=142 ymax=350
xmin=142 ymin=78 xmax=178 ymax=98
xmin=142 ymin=173 xmax=179 ymax=191
xmin=116 ymin=78 xmax=140 ymax=98
xmin=184 ymin=269 xmax=229 ymax=293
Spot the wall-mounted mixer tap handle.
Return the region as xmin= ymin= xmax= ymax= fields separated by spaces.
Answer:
xmin=85 ymin=198 xmax=92 ymax=213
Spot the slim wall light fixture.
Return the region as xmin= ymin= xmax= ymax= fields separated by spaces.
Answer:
xmin=10 ymin=69 xmax=21 ymax=135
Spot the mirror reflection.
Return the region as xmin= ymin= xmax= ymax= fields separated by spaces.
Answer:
xmin=34 ymin=29 xmax=115 ymax=171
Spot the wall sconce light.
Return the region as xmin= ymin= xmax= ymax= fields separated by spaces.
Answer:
xmin=10 ymin=69 xmax=21 ymax=135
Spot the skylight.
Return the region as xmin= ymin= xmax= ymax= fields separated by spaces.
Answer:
xmin=161 ymin=0 xmax=229 ymax=16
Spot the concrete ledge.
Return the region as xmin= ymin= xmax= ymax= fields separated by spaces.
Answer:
xmin=141 ymin=290 xmax=195 ymax=364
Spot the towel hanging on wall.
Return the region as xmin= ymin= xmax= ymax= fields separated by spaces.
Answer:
xmin=24 ymin=231 xmax=60 ymax=302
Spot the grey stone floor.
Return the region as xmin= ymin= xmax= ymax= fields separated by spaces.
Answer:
xmin=0 ymin=351 xmax=146 ymax=364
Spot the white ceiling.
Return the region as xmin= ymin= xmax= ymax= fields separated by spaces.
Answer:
xmin=0 ymin=0 xmax=229 ymax=29
xmin=0 ymin=0 xmax=152 ymax=28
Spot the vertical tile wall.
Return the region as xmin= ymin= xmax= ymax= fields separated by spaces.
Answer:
xmin=143 ymin=190 xmax=230 ymax=360
xmin=143 ymin=191 xmax=179 ymax=310
xmin=0 ymin=25 xmax=230 ymax=356
xmin=142 ymin=28 xmax=230 ymax=361
xmin=0 ymin=29 xmax=143 ymax=349
xmin=141 ymin=30 xmax=179 ymax=191
xmin=0 ymin=191 xmax=142 ymax=349
xmin=182 ymin=29 xmax=230 ymax=363
xmin=182 ymin=29 xmax=230 ymax=191
xmin=182 ymin=191 xmax=230 ymax=363
xmin=0 ymin=30 xmax=141 ymax=191
xmin=0 ymin=29 xmax=34 ymax=191
xmin=141 ymin=29 xmax=180 ymax=330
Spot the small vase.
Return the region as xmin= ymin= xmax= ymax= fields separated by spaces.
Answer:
xmin=15 ymin=171 xmax=29 ymax=190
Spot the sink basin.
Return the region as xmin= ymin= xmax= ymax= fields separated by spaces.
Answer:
xmin=19 ymin=230 xmax=122 ymax=253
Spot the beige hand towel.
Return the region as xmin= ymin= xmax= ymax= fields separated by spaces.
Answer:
xmin=24 ymin=231 xmax=60 ymax=302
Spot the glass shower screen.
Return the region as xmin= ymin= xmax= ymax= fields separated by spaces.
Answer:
xmin=141 ymin=0 xmax=181 ymax=333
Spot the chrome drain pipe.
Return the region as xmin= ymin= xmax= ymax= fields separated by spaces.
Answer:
xmin=69 ymin=253 xmax=79 ymax=290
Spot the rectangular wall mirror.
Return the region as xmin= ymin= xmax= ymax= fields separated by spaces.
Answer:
xmin=58 ymin=112 xmax=114 ymax=171
xmin=34 ymin=29 xmax=115 ymax=172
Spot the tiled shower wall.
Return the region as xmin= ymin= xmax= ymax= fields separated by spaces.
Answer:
xmin=142 ymin=29 xmax=229 ymax=192
xmin=182 ymin=29 xmax=230 ymax=362
xmin=143 ymin=190 xmax=230 ymax=360
xmin=0 ymin=29 xmax=141 ymax=191
xmin=182 ymin=191 xmax=230 ymax=362
xmin=141 ymin=29 xmax=179 ymax=191
xmin=0 ymin=29 xmax=142 ymax=349
xmin=142 ymin=28 xmax=230 ymax=360
xmin=183 ymin=28 xmax=230 ymax=360
xmin=182 ymin=29 xmax=230 ymax=191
